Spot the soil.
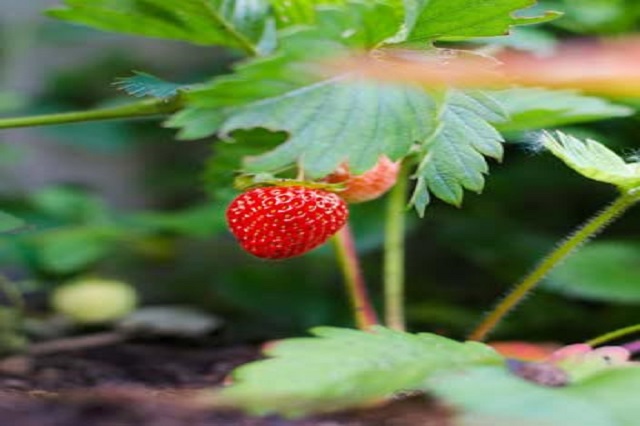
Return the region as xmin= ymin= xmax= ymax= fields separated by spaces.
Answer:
xmin=0 ymin=340 xmax=450 ymax=426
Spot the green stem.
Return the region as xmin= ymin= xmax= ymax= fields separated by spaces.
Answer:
xmin=469 ymin=192 xmax=638 ymax=342
xmin=0 ymin=98 xmax=181 ymax=130
xmin=333 ymin=223 xmax=379 ymax=330
xmin=199 ymin=0 xmax=259 ymax=56
xmin=384 ymin=162 xmax=410 ymax=331
xmin=587 ymin=323 xmax=640 ymax=347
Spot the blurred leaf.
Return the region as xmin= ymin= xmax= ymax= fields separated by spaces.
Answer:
xmin=426 ymin=366 xmax=617 ymax=426
xmin=47 ymin=0 xmax=274 ymax=52
xmin=494 ymin=88 xmax=632 ymax=132
xmin=114 ymin=72 xmax=187 ymax=100
xmin=0 ymin=92 xmax=28 ymax=113
xmin=132 ymin=204 xmax=227 ymax=237
xmin=411 ymin=90 xmax=507 ymax=215
xmin=546 ymin=241 xmax=640 ymax=303
xmin=406 ymin=0 xmax=561 ymax=42
xmin=564 ymin=367 xmax=640 ymax=426
xmin=30 ymin=187 xmax=110 ymax=224
xmin=0 ymin=211 xmax=25 ymax=233
xmin=541 ymin=131 xmax=640 ymax=190
xmin=34 ymin=226 xmax=119 ymax=273
xmin=543 ymin=0 xmax=640 ymax=34
xmin=218 ymin=326 xmax=502 ymax=417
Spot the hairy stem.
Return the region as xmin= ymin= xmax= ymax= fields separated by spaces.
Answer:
xmin=587 ymin=323 xmax=640 ymax=347
xmin=0 ymin=98 xmax=181 ymax=130
xmin=333 ymin=224 xmax=379 ymax=330
xmin=384 ymin=162 xmax=410 ymax=331
xmin=469 ymin=193 xmax=638 ymax=342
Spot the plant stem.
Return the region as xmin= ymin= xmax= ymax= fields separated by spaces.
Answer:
xmin=384 ymin=162 xmax=410 ymax=331
xmin=587 ymin=323 xmax=640 ymax=347
xmin=0 ymin=98 xmax=181 ymax=130
xmin=332 ymin=224 xmax=379 ymax=330
xmin=468 ymin=192 xmax=638 ymax=342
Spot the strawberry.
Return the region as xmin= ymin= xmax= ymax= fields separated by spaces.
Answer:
xmin=325 ymin=156 xmax=400 ymax=203
xmin=226 ymin=186 xmax=348 ymax=259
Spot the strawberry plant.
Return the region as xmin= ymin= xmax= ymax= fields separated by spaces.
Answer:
xmin=1 ymin=0 xmax=640 ymax=424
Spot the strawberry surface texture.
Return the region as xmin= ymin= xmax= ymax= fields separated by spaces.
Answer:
xmin=226 ymin=186 xmax=349 ymax=259
xmin=325 ymin=156 xmax=399 ymax=203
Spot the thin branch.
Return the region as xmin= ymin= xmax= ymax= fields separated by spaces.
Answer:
xmin=469 ymin=193 xmax=638 ymax=342
xmin=0 ymin=98 xmax=181 ymax=130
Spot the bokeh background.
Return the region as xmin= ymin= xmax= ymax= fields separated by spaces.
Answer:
xmin=1 ymin=0 xmax=639 ymax=349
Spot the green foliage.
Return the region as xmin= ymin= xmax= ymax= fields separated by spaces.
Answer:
xmin=0 ymin=211 xmax=25 ymax=233
xmin=540 ymin=131 xmax=640 ymax=191
xmin=411 ymin=90 xmax=507 ymax=214
xmin=546 ymin=241 xmax=640 ymax=303
xmin=426 ymin=365 xmax=640 ymax=426
xmin=114 ymin=72 xmax=187 ymax=100
xmin=48 ymin=0 xmax=274 ymax=52
xmin=217 ymin=326 xmax=502 ymax=417
xmin=405 ymin=0 xmax=560 ymax=42
xmin=494 ymin=88 xmax=633 ymax=132
xmin=32 ymin=226 xmax=120 ymax=274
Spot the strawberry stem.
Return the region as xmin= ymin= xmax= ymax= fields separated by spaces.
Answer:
xmin=468 ymin=192 xmax=639 ymax=342
xmin=384 ymin=162 xmax=410 ymax=331
xmin=586 ymin=323 xmax=640 ymax=347
xmin=332 ymin=224 xmax=379 ymax=330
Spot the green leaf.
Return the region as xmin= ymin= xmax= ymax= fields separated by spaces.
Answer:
xmin=47 ymin=0 xmax=273 ymax=53
xmin=493 ymin=88 xmax=633 ymax=132
xmin=411 ymin=90 xmax=507 ymax=215
xmin=406 ymin=0 xmax=561 ymax=42
xmin=564 ymin=367 xmax=640 ymax=426
xmin=204 ymin=128 xmax=286 ymax=199
xmin=546 ymin=241 xmax=640 ymax=303
xmin=33 ymin=227 xmax=119 ymax=273
xmin=0 ymin=211 xmax=25 ymax=234
xmin=224 ymin=80 xmax=438 ymax=177
xmin=217 ymin=326 xmax=502 ymax=417
xmin=426 ymin=366 xmax=616 ymax=426
xmin=114 ymin=72 xmax=187 ymax=100
xmin=540 ymin=131 xmax=640 ymax=190
xmin=171 ymin=2 xmax=433 ymax=177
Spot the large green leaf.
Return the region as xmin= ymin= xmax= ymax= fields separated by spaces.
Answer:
xmin=223 ymin=79 xmax=438 ymax=177
xmin=493 ymin=88 xmax=632 ymax=132
xmin=48 ymin=0 xmax=274 ymax=52
xmin=411 ymin=90 xmax=507 ymax=215
xmin=169 ymin=2 xmax=431 ymax=178
xmin=406 ymin=0 xmax=561 ymax=42
xmin=546 ymin=241 xmax=640 ymax=303
xmin=217 ymin=326 xmax=502 ymax=417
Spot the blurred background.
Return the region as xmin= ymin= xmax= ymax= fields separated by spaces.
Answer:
xmin=0 ymin=0 xmax=639 ymax=351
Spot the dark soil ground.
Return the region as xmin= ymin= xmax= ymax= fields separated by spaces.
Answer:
xmin=0 ymin=340 xmax=450 ymax=425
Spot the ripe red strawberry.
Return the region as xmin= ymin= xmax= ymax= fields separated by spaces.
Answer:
xmin=226 ymin=186 xmax=348 ymax=259
xmin=325 ymin=156 xmax=400 ymax=203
